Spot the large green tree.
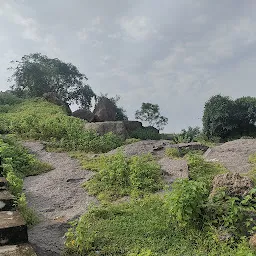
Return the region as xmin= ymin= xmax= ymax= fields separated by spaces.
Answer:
xmin=203 ymin=94 xmax=256 ymax=139
xmin=135 ymin=102 xmax=168 ymax=130
xmin=8 ymin=53 xmax=96 ymax=109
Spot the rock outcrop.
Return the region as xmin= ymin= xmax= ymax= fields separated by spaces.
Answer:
xmin=92 ymin=97 xmax=117 ymax=122
xmin=210 ymin=173 xmax=253 ymax=197
xmin=72 ymin=109 xmax=94 ymax=122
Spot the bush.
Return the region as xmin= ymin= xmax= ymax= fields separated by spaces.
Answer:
xmin=165 ymin=179 xmax=208 ymax=227
xmin=84 ymin=153 xmax=163 ymax=201
xmin=0 ymin=99 xmax=123 ymax=153
xmin=129 ymin=128 xmax=160 ymax=140
xmin=165 ymin=148 xmax=181 ymax=158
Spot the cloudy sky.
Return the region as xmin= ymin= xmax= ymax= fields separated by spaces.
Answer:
xmin=0 ymin=0 xmax=256 ymax=132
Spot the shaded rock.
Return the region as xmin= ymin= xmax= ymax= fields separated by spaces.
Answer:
xmin=84 ymin=121 xmax=128 ymax=138
xmin=93 ymin=97 xmax=116 ymax=122
xmin=249 ymin=234 xmax=256 ymax=249
xmin=0 ymin=244 xmax=37 ymax=256
xmin=43 ymin=92 xmax=72 ymax=115
xmin=210 ymin=173 xmax=253 ymax=198
xmin=158 ymin=157 xmax=189 ymax=183
xmin=72 ymin=109 xmax=94 ymax=122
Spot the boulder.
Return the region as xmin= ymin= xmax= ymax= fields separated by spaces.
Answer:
xmin=84 ymin=121 xmax=128 ymax=138
xmin=43 ymin=92 xmax=72 ymax=115
xmin=210 ymin=173 xmax=253 ymax=198
xmin=158 ymin=157 xmax=189 ymax=183
xmin=123 ymin=121 xmax=143 ymax=134
xmin=93 ymin=97 xmax=117 ymax=122
xmin=72 ymin=109 xmax=94 ymax=122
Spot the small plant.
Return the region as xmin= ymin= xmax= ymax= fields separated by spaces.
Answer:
xmin=249 ymin=153 xmax=256 ymax=164
xmin=165 ymin=179 xmax=208 ymax=227
xmin=165 ymin=148 xmax=181 ymax=158
xmin=129 ymin=127 xmax=161 ymax=140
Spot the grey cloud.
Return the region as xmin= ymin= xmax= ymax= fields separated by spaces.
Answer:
xmin=0 ymin=0 xmax=256 ymax=131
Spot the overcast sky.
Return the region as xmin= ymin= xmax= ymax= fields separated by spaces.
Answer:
xmin=0 ymin=0 xmax=256 ymax=132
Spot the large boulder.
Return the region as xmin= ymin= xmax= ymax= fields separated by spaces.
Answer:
xmin=210 ymin=173 xmax=253 ymax=198
xmin=43 ymin=92 xmax=72 ymax=115
xmin=92 ymin=97 xmax=116 ymax=122
xmin=72 ymin=109 xmax=94 ymax=122
xmin=84 ymin=121 xmax=128 ymax=138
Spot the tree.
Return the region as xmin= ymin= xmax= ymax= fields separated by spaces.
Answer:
xmin=135 ymin=102 xmax=168 ymax=130
xmin=202 ymin=95 xmax=236 ymax=139
xmin=8 ymin=53 xmax=96 ymax=109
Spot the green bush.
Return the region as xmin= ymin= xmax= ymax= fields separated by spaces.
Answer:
xmin=84 ymin=153 xmax=163 ymax=201
xmin=0 ymin=135 xmax=51 ymax=225
xmin=165 ymin=179 xmax=208 ymax=227
xmin=165 ymin=148 xmax=181 ymax=158
xmin=0 ymin=99 xmax=123 ymax=153
xmin=129 ymin=127 xmax=161 ymax=140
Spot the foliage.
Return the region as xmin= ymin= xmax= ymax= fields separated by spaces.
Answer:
xmin=249 ymin=153 xmax=256 ymax=164
xmin=165 ymin=148 xmax=181 ymax=158
xmin=203 ymin=94 xmax=256 ymax=140
xmin=0 ymin=135 xmax=50 ymax=225
xmin=64 ymin=195 xmax=256 ymax=256
xmin=129 ymin=127 xmax=161 ymax=140
xmin=124 ymin=138 xmax=141 ymax=145
xmin=8 ymin=53 xmax=96 ymax=109
xmin=165 ymin=179 xmax=208 ymax=227
xmin=135 ymin=103 xmax=168 ymax=130
xmin=0 ymin=99 xmax=123 ymax=153
xmin=84 ymin=153 xmax=163 ymax=201
xmin=187 ymin=153 xmax=228 ymax=186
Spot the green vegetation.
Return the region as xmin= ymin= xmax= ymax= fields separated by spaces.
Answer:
xmin=84 ymin=152 xmax=163 ymax=201
xmin=0 ymin=135 xmax=51 ymax=225
xmin=0 ymin=99 xmax=123 ymax=153
xmin=135 ymin=102 xmax=168 ymax=130
xmin=129 ymin=127 xmax=161 ymax=140
xmin=165 ymin=148 xmax=181 ymax=158
xmin=203 ymin=95 xmax=256 ymax=140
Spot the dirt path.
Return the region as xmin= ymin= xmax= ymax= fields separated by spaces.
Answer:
xmin=23 ymin=141 xmax=97 ymax=256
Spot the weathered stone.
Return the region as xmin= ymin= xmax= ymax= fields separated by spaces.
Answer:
xmin=174 ymin=142 xmax=209 ymax=152
xmin=0 ymin=191 xmax=15 ymax=211
xmin=249 ymin=234 xmax=256 ymax=249
xmin=0 ymin=244 xmax=37 ymax=256
xmin=158 ymin=157 xmax=189 ymax=183
xmin=0 ymin=211 xmax=28 ymax=245
xmin=93 ymin=97 xmax=116 ymax=122
xmin=72 ymin=109 xmax=94 ymax=122
xmin=0 ymin=177 xmax=7 ymax=190
xmin=210 ymin=173 xmax=253 ymax=198
xmin=84 ymin=121 xmax=128 ymax=138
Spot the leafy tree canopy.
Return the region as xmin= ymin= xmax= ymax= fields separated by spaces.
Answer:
xmin=135 ymin=102 xmax=168 ymax=130
xmin=8 ymin=53 xmax=96 ymax=109
xmin=203 ymin=94 xmax=256 ymax=140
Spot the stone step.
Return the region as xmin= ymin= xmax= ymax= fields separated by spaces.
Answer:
xmin=0 ymin=190 xmax=15 ymax=211
xmin=0 ymin=244 xmax=37 ymax=255
xmin=0 ymin=177 xmax=7 ymax=190
xmin=0 ymin=211 xmax=28 ymax=246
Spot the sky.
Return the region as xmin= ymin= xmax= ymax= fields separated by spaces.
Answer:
xmin=0 ymin=0 xmax=256 ymax=132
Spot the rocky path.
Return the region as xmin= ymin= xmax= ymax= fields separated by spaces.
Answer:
xmin=22 ymin=141 xmax=97 ymax=256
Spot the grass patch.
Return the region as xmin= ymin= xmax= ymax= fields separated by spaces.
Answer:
xmin=165 ymin=148 xmax=181 ymax=158
xmin=249 ymin=153 xmax=256 ymax=164
xmin=0 ymin=98 xmax=123 ymax=153
xmin=84 ymin=153 xmax=163 ymax=201
xmin=65 ymin=195 xmax=256 ymax=256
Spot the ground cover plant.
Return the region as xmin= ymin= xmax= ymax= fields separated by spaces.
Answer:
xmin=0 ymin=98 xmax=124 ymax=153
xmin=65 ymin=152 xmax=256 ymax=255
xmin=0 ymin=135 xmax=52 ymax=225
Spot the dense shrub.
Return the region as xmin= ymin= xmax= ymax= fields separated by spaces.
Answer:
xmin=84 ymin=153 xmax=163 ymax=201
xmin=129 ymin=127 xmax=161 ymax=140
xmin=0 ymin=99 xmax=123 ymax=153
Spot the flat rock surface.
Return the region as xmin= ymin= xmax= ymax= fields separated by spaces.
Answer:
xmin=0 ymin=244 xmax=36 ymax=256
xmin=204 ymin=139 xmax=256 ymax=173
xmin=158 ymin=157 xmax=189 ymax=183
xmin=0 ymin=211 xmax=26 ymax=229
xmin=23 ymin=141 xmax=97 ymax=256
